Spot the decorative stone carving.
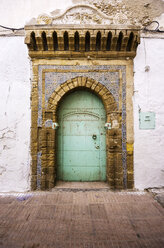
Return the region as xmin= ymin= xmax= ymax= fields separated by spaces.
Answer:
xmin=37 ymin=14 xmax=52 ymax=25
xmin=27 ymin=4 xmax=140 ymax=27
xmin=113 ymin=13 xmax=129 ymax=25
xmin=24 ymin=3 xmax=137 ymax=191
xmin=25 ymin=4 xmax=140 ymax=58
xmin=52 ymin=5 xmax=112 ymax=25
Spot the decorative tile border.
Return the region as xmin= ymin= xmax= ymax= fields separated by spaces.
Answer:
xmin=37 ymin=151 xmax=42 ymax=189
xmin=37 ymin=65 xmax=127 ymax=188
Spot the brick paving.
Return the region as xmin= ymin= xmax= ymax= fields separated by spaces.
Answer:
xmin=0 ymin=189 xmax=164 ymax=248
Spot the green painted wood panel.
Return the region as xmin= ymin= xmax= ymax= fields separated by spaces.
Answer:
xmin=57 ymin=90 xmax=106 ymax=181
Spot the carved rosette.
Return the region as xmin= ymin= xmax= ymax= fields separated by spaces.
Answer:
xmin=37 ymin=14 xmax=52 ymax=25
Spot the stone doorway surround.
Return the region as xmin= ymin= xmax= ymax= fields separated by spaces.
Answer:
xmin=24 ymin=4 xmax=140 ymax=190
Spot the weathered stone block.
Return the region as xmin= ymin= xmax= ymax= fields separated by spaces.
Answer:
xmin=61 ymin=84 xmax=69 ymax=92
xmin=99 ymin=87 xmax=108 ymax=97
xmin=48 ymin=180 xmax=55 ymax=189
xmin=107 ymin=166 xmax=115 ymax=174
xmin=94 ymin=84 xmax=102 ymax=93
xmin=31 ymin=180 xmax=37 ymax=191
xmin=127 ymin=154 xmax=133 ymax=172
xmin=115 ymin=164 xmax=123 ymax=173
xmin=72 ymin=78 xmax=78 ymax=87
xmin=41 ymin=180 xmax=46 ymax=190
xmin=57 ymin=88 xmax=65 ymax=97
xmin=31 ymin=166 xmax=37 ymax=175
xmin=77 ymin=77 xmax=82 ymax=86
xmin=86 ymin=79 xmax=92 ymax=88
xmin=107 ymin=103 xmax=118 ymax=112
xmin=54 ymin=95 xmax=61 ymax=102
xmin=115 ymin=179 xmax=123 ymax=188
xmin=90 ymin=82 xmax=98 ymax=90
xmin=47 ymin=167 xmax=54 ymax=174
xmin=103 ymin=92 xmax=113 ymax=100
xmin=67 ymin=81 xmax=74 ymax=89
xmin=47 ymin=160 xmax=55 ymax=167
xmin=127 ymin=180 xmax=134 ymax=189
xmin=107 ymin=179 xmax=115 ymax=187
xmin=81 ymin=77 xmax=87 ymax=86
xmin=127 ymin=172 xmax=134 ymax=181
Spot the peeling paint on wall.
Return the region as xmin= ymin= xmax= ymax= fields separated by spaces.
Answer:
xmin=73 ymin=0 xmax=164 ymax=27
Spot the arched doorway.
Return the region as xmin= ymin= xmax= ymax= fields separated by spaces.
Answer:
xmin=39 ymin=77 xmax=123 ymax=189
xmin=57 ymin=89 xmax=106 ymax=181
xmin=25 ymin=3 xmax=140 ymax=191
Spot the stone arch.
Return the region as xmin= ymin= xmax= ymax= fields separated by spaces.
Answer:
xmin=42 ymin=77 xmax=123 ymax=190
xmin=48 ymin=77 xmax=117 ymax=114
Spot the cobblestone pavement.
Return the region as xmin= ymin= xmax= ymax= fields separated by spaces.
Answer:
xmin=0 ymin=190 xmax=164 ymax=248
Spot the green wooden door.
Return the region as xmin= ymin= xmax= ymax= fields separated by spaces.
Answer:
xmin=57 ymin=90 xmax=106 ymax=181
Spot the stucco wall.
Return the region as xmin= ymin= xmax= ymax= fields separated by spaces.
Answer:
xmin=0 ymin=0 xmax=164 ymax=29
xmin=0 ymin=0 xmax=163 ymax=191
xmin=1 ymin=37 xmax=163 ymax=192
xmin=134 ymin=37 xmax=164 ymax=189
xmin=0 ymin=0 xmax=73 ymax=192
xmin=0 ymin=37 xmax=31 ymax=192
xmin=0 ymin=0 xmax=72 ymax=27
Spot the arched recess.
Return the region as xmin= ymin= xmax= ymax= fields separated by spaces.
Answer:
xmin=41 ymin=77 xmax=123 ymax=190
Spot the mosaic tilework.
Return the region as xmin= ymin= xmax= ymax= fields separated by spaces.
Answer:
xmin=38 ymin=65 xmax=127 ymax=187
xmin=44 ymin=71 xmax=120 ymax=107
xmin=37 ymin=151 xmax=42 ymax=189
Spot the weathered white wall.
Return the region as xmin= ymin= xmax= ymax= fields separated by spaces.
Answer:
xmin=134 ymin=37 xmax=164 ymax=190
xmin=0 ymin=0 xmax=72 ymax=192
xmin=0 ymin=37 xmax=31 ymax=192
xmin=0 ymin=0 xmax=164 ymax=191
xmin=0 ymin=0 xmax=72 ymax=27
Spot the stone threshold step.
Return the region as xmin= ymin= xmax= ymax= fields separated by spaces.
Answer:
xmin=51 ymin=181 xmax=111 ymax=192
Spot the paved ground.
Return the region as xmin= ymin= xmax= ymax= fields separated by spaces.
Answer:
xmin=0 ymin=187 xmax=164 ymax=248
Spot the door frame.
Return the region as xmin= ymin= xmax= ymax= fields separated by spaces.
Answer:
xmin=41 ymin=76 xmax=122 ymax=189
xmin=30 ymin=60 xmax=134 ymax=191
xmin=25 ymin=4 xmax=139 ymax=191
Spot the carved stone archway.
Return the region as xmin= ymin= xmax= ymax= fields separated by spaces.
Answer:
xmin=25 ymin=4 xmax=140 ymax=190
xmin=41 ymin=77 xmax=121 ymax=189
